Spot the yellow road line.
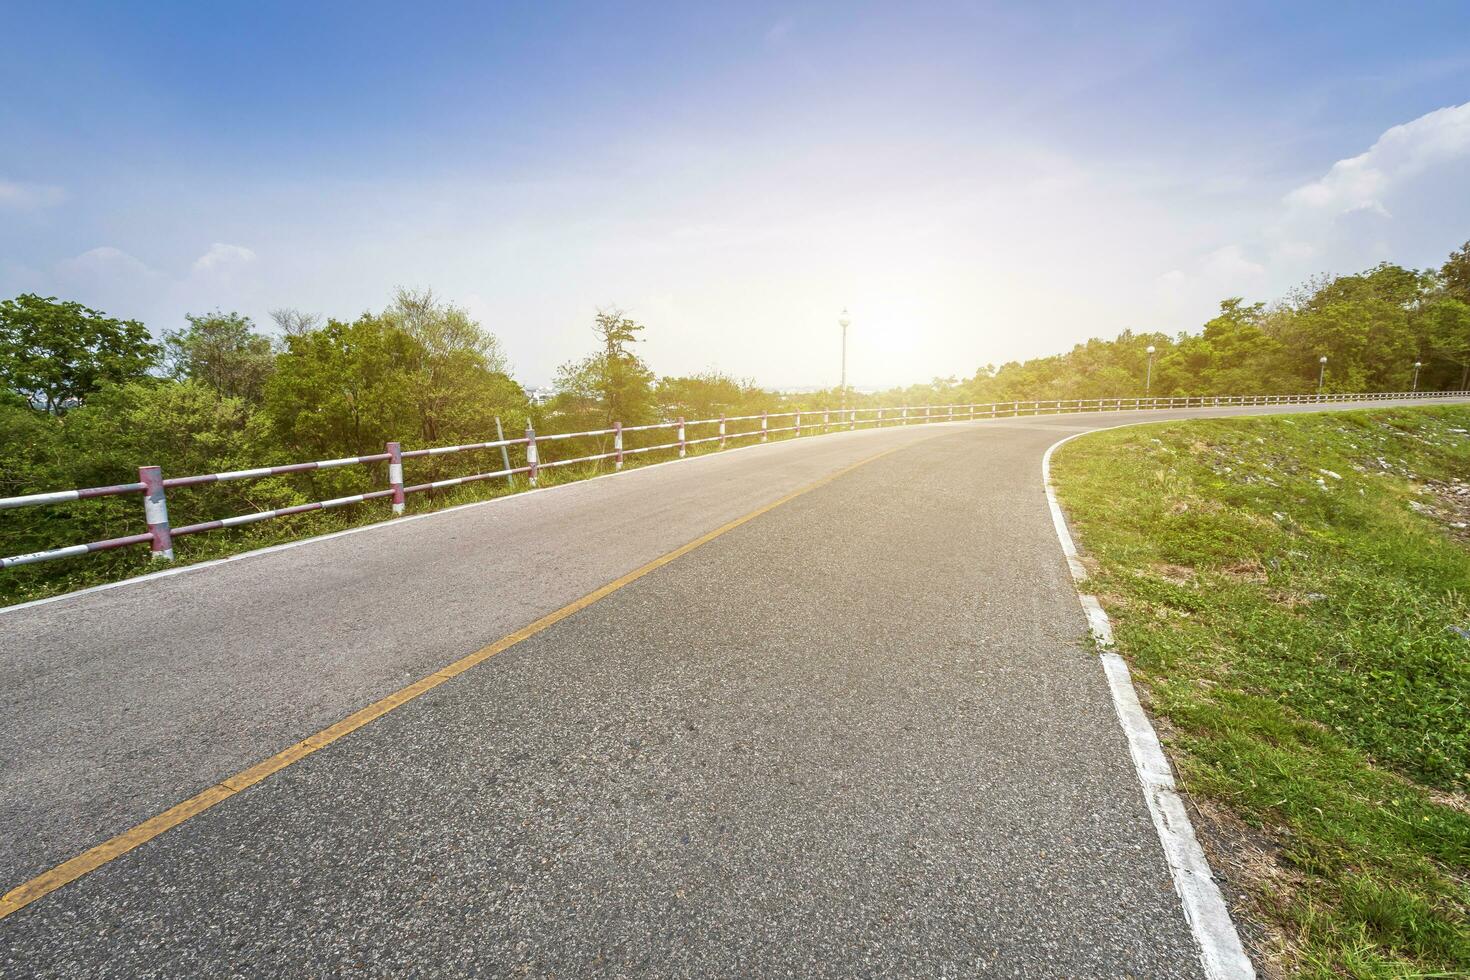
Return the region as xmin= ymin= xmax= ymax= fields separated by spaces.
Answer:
xmin=0 ymin=444 xmax=907 ymax=921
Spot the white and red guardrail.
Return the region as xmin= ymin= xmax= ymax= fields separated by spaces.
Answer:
xmin=1 ymin=390 xmax=1462 ymax=570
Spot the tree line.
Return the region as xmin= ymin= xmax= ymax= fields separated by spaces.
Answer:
xmin=1 ymin=242 xmax=1467 ymax=599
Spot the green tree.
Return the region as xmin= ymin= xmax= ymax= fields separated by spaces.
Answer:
xmin=384 ymin=288 xmax=524 ymax=445
xmin=1441 ymin=240 xmax=1470 ymax=305
xmin=0 ymin=293 xmax=159 ymax=414
xmin=655 ymin=371 xmax=769 ymax=420
xmin=1424 ymin=298 xmax=1470 ymax=389
xmin=1178 ymin=299 xmax=1287 ymax=394
xmin=61 ymin=380 xmax=271 ymax=488
xmin=1270 ymin=266 xmax=1425 ymax=391
xmin=162 ymin=310 xmax=276 ymax=404
xmin=552 ymin=309 xmax=656 ymax=427
xmin=264 ymin=314 xmax=422 ymax=457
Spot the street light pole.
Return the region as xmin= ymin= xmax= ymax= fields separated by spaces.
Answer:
xmin=1318 ymin=355 xmax=1328 ymax=393
xmin=838 ymin=308 xmax=851 ymax=409
xmin=1145 ymin=345 xmax=1156 ymax=397
xmin=1413 ymin=360 xmax=1422 ymax=392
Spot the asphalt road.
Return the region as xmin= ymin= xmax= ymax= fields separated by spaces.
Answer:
xmin=2 ymin=398 xmax=1464 ymax=977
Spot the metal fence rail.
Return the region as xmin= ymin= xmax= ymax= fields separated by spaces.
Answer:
xmin=2 ymin=389 xmax=1463 ymax=569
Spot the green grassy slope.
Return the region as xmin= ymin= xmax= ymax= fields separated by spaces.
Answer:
xmin=1053 ymin=408 xmax=1470 ymax=979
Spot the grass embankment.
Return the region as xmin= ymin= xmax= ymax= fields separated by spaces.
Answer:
xmin=1052 ymin=407 xmax=1470 ymax=978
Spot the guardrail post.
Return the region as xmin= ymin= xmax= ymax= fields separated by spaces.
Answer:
xmin=849 ymin=408 xmax=856 ymax=430
xmin=719 ymin=414 xmax=727 ymax=449
xmin=678 ymin=417 xmax=687 ymax=457
xmin=614 ymin=421 xmax=624 ymax=470
xmin=761 ymin=411 xmax=769 ymax=442
xmin=901 ymin=406 xmax=908 ymax=425
xmin=386 ymin=441 xmax=405 ymax=515
xmin=795 ymin=411 xmax=802 ymax=437
xmin=139 ymin=465 xmax=174 ymax=560
xmin=526 ymin=425 xmax=539 ymax=487
xmin=495 ymin=417 xmax=514 ymax=485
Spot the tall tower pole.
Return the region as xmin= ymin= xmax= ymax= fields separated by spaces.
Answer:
xmin=838 ymin=308 xmax=851 ymax=408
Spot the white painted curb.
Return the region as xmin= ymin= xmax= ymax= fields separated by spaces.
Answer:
xmin=1043 ymin=427 xmax=1256 ymax=980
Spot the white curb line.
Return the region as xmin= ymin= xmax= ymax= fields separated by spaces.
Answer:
xmin=1043 ymin=427 xmax=1256 ymax=980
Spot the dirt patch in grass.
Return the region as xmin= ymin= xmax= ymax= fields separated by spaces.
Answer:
xmin=1152 ymin=562 xmax=1196 ymax=585
xmin=1221 ymin=558 xmax=1268 ymax=583
xmin=1188 ymin=795 xmax=1307 ymax=980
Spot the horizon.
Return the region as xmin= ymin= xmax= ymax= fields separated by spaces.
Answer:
xmin=3 ymin=2 xmax=1470 ymax=389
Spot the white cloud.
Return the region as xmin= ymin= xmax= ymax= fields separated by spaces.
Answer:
xmin=0 ymin=178 xmax=66 ymax=210
xmin=1202 ymin=244 xmax=1265 ymax=280
xmin=1150 ymin=246 xmax=1265 ymax=320
xmin=1262 ymin=100 xmax=1470 ymax=284
xmin=1271 ymin=240 xmax=1318 ymax=261
xmin=764 ymin=17 xmax=795 ymax=48
xmin=56 ymin=246 xmax=160 ymax=283
xmin=191 ymin=242 xmax=257 ymax=275
xmin=1285 ymin=101 xmax=1470 ymax=215
xmin=38 ymin=243 xmax=264 ymax=332
xmin=50 ymin=247 xmax=165 ymax=317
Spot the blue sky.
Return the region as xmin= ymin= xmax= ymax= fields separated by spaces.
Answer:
xmin=4 ymin=2 xmax=1469 ymax=388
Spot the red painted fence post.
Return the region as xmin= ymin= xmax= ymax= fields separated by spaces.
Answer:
xmin=139 ymin=465 xmax=173 ymax=560
xmin=526 ymin=425 xmax=539 ymax=487
xmin=386 ymin=441 xmax=405 ymax=515
xmin=614 ymin=421 xmax=624 ymax=471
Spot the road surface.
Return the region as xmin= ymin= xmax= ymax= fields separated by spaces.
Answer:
xmin=2 ymin=398 xmax=1463 ymax=977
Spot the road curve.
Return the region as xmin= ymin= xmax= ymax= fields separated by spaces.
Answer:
xmin=2 ymin=397 xmax=1464 ymax=977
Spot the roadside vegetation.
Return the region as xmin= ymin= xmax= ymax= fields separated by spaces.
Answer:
xmin=1052 ymin=407 xmax=1470 ymax=978
xmin=3 ymin=241 xmax=1469 ymax=605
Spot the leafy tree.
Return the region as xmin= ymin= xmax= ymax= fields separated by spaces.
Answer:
xmin=1424 ymin=298 xmax=1470 ymax=389
xmin=1176 ymin=299 xmax=1287 ymax=394
xmin=655 ymin=371 xmax=769 ymax=420
xmin=1269 ymin=266 xmax=1423 ymax=391
xmin=162 ymin=310 xmax=276 ymax=404
xmin=61 ymin=380 xmax=271 ymax=488
xmin=385 ymin=288 xmax=523 ymax=445
xmin=0 ymin=401 xmax=62 ymax=498
xmin=0 ymin=293 xmax=159 ymax=413
xmin=1441 ymin=241 xmax=1470 ymax=305
xmin=264 ymin=313 xmax=423 ymax=457
xmin=552 ymin=309 xmax=656 ymax=427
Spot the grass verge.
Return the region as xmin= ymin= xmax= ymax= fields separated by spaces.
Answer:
xmin=1052 ymin=406 xmax=1470 ymax=978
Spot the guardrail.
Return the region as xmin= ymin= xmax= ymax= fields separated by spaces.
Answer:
xmin=2 ymin=389 xmax=1463 ymax=569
